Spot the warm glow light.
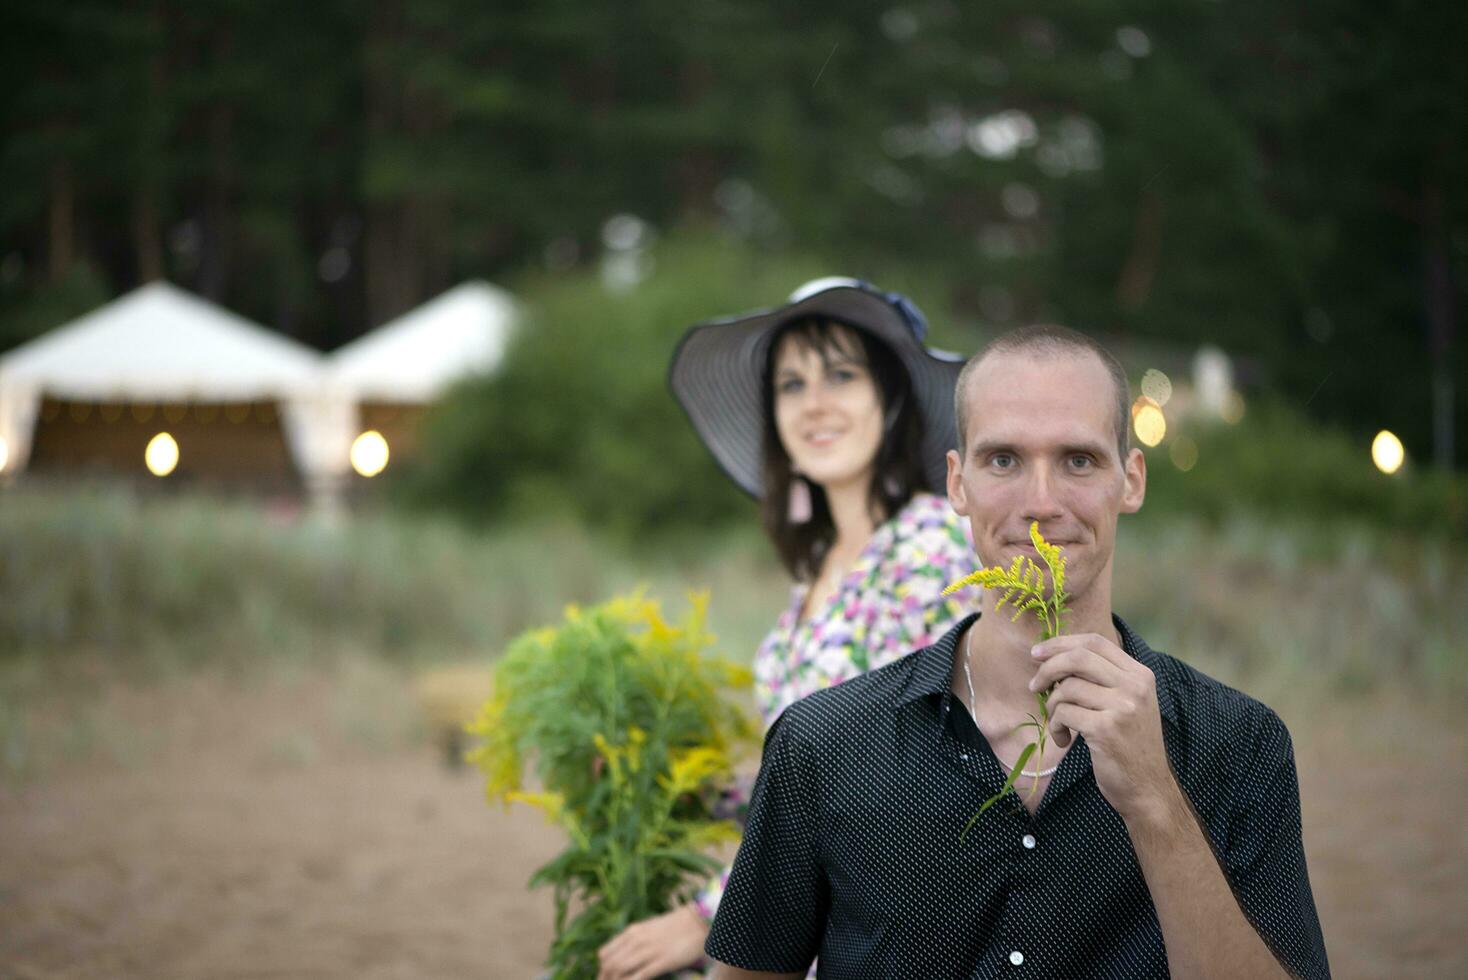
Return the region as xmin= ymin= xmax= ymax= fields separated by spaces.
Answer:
xmin=1371 ymin=430 xmax=1405 ymax=475
xmin=145 ymin=432 xmax=179 ymax=477
xmin=1220 ymin=390 xmax=1245 ymax=424
xmin=0 ymin=436 xmax=9 ymax=473
xmin=351 ymin=430 xmax=390 ymax=478
xmin=1169 ymin=437 xmax=1198 ymax=472
xmin=1131 ymin=396 xmax=1166 ymax=447
xmin=1140 ymin=368 xmax=1173 ymax=406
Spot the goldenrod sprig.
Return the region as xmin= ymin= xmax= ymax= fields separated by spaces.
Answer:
xmin=942 ymin=522 xmax=1069 ymax=840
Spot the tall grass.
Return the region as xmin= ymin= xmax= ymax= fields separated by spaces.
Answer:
xmin=0 ymin=487 xmax=785 ymax=672
xmin=1117 ymin=512 xmax=1466 ymax=703
xmin=2 ymin=486 xmax=1463 ymax=698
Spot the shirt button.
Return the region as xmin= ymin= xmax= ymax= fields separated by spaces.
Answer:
xmin=1022 ymin=834 xmax=1036 ymax=849
xmin=1009 ymin=950 xmax=1025 ymax=966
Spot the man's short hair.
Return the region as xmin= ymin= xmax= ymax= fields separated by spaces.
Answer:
xmin=954 ymin=324 xmax=1131 ymax=461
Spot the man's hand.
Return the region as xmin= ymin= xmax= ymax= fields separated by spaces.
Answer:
xmin=1031 ymin=633 xmax=1296 ymax=979
xmin=1028 ymin=632 xmax=1179 ymax=822
xmin=596 ymin=904 xmax=709 ymax=980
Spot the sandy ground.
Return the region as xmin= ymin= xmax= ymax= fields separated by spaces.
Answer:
xmin=1 ymin=665 xmax=1464 ymax=979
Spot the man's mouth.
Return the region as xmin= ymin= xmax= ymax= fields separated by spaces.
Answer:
xmin=1010 ymin=538 xmax=1073 ymax=550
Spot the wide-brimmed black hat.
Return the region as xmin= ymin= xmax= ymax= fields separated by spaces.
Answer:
xmin=669 ymin=277 xmax=965 ymax=499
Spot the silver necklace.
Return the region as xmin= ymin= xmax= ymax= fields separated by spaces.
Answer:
xmin=961 ymin=628 xmax=1059 ymax=779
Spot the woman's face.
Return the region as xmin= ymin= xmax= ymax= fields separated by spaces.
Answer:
xmin=772 ymin=325 xmax=885 ymax=496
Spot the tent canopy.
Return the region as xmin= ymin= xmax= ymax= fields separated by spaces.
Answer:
xmin=327 ymin=281 xmax=515 ymax=402
xmin=0 ymin=281 xmax=322 ymax=402
xmin=0 ymin=281 xmax=327 ymax=480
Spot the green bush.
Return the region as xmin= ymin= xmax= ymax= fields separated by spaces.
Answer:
xmin=402 ymin=232 xmax=806 ymax=536
xmin=1140 ymin=398 xmax=1466 ymax=538
xmin=398 ymin=230 xmax=968 ymax=540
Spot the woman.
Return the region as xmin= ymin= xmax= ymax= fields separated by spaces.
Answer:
xmin=596 ymin=278 xmax=976 ymax=980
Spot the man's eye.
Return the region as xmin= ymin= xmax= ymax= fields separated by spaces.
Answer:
xmin=1070 ymin=455 xmax=1093 ymax=469
xmin=991 ymin=454 xmax=1015 ymax=469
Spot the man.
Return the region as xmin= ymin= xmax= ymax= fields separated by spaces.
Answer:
xmin=704 ymin=326 xmax=1329 ymax=979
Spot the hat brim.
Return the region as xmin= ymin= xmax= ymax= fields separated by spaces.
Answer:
xmin=669 ymin=287 xmax=965 ymax=499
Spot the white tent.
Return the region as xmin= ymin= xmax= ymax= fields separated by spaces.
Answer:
xmin=326 ymin=280 xmax=516 ymax=402
xmin=315 ymin=281 xmax=515 ymax=483
xmin=0 ymin=281 xmax=339 ymax=489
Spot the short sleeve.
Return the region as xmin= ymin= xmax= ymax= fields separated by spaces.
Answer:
xmin=1221 ymin=713 xmax=1331 ymax=980
xmin=692 ymin=771 xmax=757 ymax=921
xmin=704 ymin=707 xmax=826 ymax=973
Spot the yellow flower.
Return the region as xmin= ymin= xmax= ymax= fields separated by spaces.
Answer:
xmin=606 ymin=589 xmax=661 ymax=627
xmin=506 ymin=790 xmax=567 ymax=825
xmin=719 ymin=662 xmax=754 ymax=688
xmin=593 ymin=732 xmax=623 ymax=782
xmin=682 ymin=819 xmax=743 ymax=849
xmin=660 ymin=746 xmax=730 ymax=795
xmin=1029 ymin=520 xmax=1060 ymax=569
xmin=626 ymin=726 xmax=647 ymax=773
xmin=465 ymin=696 xmax=522 ymax=800
xmin=943 ymin=558 xmax=1043 ymax=598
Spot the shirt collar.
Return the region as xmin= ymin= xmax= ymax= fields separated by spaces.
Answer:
xmin=894 ymin=613 xmax=976 ymax=708
xmin=895 ymin=611 xmax=1181 ymax=728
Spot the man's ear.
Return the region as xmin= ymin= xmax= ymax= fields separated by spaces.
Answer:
xmin=946 ymin=448 xmax=967 ymax=513
xmin=1121 ymin=447 xmax=1146 ymax=513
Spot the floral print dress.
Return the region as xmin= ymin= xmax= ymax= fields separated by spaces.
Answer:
xmin=693 ymin=491 xmax=976 ymax=923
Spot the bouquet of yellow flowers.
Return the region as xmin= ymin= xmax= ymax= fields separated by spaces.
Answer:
xmin=468 ymin=591 xmax=756 ymax=979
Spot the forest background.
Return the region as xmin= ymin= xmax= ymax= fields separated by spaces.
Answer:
xmin=3 ymin=0 xmax=1466 ymax=510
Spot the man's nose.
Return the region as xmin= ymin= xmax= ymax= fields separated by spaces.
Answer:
xmin=1021 ymin=464 xmax=1064 ymax=521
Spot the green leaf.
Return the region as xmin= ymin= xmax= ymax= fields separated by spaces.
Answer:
xmin=960 ymin=743 xmax=1037 ymax=843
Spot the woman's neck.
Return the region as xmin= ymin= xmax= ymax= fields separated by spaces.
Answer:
xmin=822 ymin=477 xmax=879 ymax=554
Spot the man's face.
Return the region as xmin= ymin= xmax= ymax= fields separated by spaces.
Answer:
xmin=946 ymin=349 xmax=1145 ymax=605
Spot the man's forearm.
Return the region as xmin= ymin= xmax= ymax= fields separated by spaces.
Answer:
xmin=1127 ymin=785 xmax=1294 ymax=980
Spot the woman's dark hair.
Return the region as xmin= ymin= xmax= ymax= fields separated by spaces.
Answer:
xmin=759 ymin=318 xmax=927 ymax=582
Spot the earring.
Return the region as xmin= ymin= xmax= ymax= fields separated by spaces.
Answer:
xmin=787 ymin=477 xmax=812 ymax=524
xmin=883 ymin=474 xmax=904 ymax=498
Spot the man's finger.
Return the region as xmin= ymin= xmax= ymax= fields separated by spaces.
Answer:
xmin=1046 ymin=676 xmax=1112 ymax=712
xmin=1029 ymin=647 xmax=1125 ymax=694
xmin=1032 ymin=632 xmax=1131 ymax=669
xmin=1049 ymin=701 xmax=1103 ymax=748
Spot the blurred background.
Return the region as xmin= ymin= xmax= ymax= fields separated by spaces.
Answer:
xmin=0 ymin=2 xmax=1464 ymax=977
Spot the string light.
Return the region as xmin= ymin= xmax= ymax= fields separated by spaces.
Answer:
xmin=1131 ymin=396 xmax=1166 ymax=447
xmin=1371 ymin=430 xmax=1404 ymax=475
xmin=145 ymin=432 xmax=179 ymax=477
xmin=351 ymin=430 xmax=390 ymax=478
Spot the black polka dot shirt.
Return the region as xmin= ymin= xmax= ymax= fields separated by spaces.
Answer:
xmin=705 ymin=613 xmax=1330 ymax=979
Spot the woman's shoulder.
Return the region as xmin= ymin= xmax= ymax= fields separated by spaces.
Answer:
xmin=855 ymin=492 xmax=972 ymax=591
xmin=887 ymin=492 xmax=970 ymax=547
